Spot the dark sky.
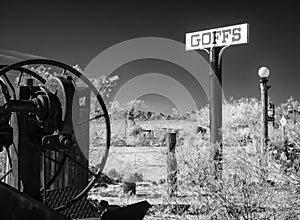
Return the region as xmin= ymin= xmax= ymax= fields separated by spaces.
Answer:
xmin=1 ymin=1 xmax=300 ymax=113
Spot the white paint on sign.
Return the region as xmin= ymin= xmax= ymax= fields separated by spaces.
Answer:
xmin=185 ymin=23 xmax=249 ymax=50
xmin=280 ymin=116 xmax=287 ymax=127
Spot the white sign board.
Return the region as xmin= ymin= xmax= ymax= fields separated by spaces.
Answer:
xmin=185 ymin=23 xmax=249 ymax=51
xmin=280 ymin=116 xmax=287 ymax=127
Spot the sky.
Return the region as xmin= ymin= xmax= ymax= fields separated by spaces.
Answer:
xmin=1 ymin=1 xmax=300 ymax=115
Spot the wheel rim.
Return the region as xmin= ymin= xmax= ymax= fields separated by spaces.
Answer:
xmin=0 ymin=59 xmax=111 ymax=211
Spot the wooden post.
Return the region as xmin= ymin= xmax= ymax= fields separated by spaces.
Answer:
xmin=167 ymin=132 xmax=177 ymax=196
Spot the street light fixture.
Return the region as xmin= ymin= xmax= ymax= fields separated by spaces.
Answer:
xmin=258 ymin=66 xmax=271 ymax=180
xmin=258 ymin=66 xmax=270 ymax=78
xmin=258 ymin=66 xmax=271 ymax=137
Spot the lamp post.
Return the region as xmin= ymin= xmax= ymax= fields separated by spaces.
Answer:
xmin=258 ymin=67 xmax=271 ymax=180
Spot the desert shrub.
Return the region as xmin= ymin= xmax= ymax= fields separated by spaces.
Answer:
xmin=129 ymin=125 xmax=143 ymax=137
xmin=122 ymin=172 xmax=144 ymax=183
xmin=133 ymin=172 xmax=144 ymax=182
xmin=156 ymin=98 xmax=300 ymax=219
xmin=174 ymin=137 xmax=300 ymax=219
xmin=107 ymin=168 xmax=123 ymax=180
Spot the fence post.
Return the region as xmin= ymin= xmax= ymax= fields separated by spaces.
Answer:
xmin=167 ymin=132 xmax=177 ymax=196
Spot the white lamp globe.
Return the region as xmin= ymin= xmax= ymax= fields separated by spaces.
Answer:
xmin=258 ymin=67 xmax=270 ymax=78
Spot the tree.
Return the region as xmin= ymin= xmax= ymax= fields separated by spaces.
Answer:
xmin=170 ymin=107 xmax=180 ymax=120
xmin=16 ymin=64 xmax=119 ymax=100
xmin=89 ymin=75 xmax=119 ymax=98
xmin=109 ymin=100 xmax=124 ymax=120
xmin=124 ymin=99 xmax=144 ymax=121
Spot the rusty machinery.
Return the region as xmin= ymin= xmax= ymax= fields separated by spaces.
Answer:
xmin=0 ymin=59 xmax=114 ymax=219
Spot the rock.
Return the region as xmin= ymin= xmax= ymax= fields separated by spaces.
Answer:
xmin=107 ymin=168 xmax=122 ymax=180
xmin=133 ymin=172 xmax=143 ymax=182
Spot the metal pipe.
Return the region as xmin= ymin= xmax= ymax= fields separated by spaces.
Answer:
xmin=0 ymin=100 xmax=37 ymax=113
xmin=260 ymin=77 xmax=270 ymax=179
xmin=209 ymin=46 xmax=223 ymax=180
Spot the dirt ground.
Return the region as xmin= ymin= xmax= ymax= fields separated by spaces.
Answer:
xmin=89 ymin=119 xmax=199 ymax=182
xmin=103 ymin=146 xmax=167 ymax=181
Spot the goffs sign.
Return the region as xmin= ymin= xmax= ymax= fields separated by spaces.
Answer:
xmin=185 ymin=23 xmax=249 ymax=51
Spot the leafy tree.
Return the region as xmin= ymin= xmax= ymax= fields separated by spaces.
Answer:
xmin=170 ymin=107 xmax=180 ymax=120
xmin=89 ymin=75 xmax=119 ymax=98
xmin=109 ymin=100 xmax=124 ymax=120
xmin=16 ymin=64 xmax=119 ymax=100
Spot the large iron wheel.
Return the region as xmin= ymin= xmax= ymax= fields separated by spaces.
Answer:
xmin=0 ymin=64 xmax=68 ymax=190
xmin=0 ymin=59 xmax=111 ymax=211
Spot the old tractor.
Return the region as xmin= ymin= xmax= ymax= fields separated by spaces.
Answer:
xmin=0 ymin=59 xmax=150 ymax=220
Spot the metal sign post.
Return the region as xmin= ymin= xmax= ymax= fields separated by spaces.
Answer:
xmin=260 ymin=75 xmax=270 ymax=180
xmin=186 ymin=23 xmax=249 ymax=179
xmin=280 ymin=116 xmax=287 ymax=142
xmin=209 ymin=44 xmax=224 ymax=179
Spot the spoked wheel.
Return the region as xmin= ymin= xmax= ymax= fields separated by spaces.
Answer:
xmin=0 ymin=59 xmax=111 ymax=211
xmin=0 ymin=64 xmax=67 ymax=188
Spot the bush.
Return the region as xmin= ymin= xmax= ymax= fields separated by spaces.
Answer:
xmin=107 ymin=168 xmax=123 ymax=182
xmin=129 ymin=125 xmax=143 ymax=137
xmin=157 ymin=98 xmax=300 ymax=219
xmin=175 ymin=137 xmax=300 ymax=219
xmin=133 ymin=172 xmax=144 ymax=182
